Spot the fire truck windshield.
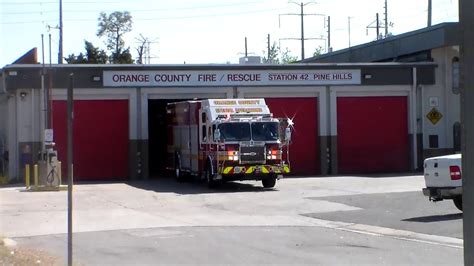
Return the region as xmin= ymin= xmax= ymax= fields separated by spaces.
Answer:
xmin=219 ymin=123 xmax=251 ymax=141
xmin=218 ymin=122 xmax=279 ymax=142
xmin=251 ymin=122 xmax=279 ymax=141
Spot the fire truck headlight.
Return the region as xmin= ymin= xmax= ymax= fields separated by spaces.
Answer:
xmin=226 ymin=151 xmax=239 ymax=161
xmin=228 ymin=155 xmax=239 ymax=161
xmin=267 ymin=154 xmax=279 ymax=160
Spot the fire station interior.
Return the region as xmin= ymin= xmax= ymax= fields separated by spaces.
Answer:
xmin=148 ymin=99 xmax=191 ymax=177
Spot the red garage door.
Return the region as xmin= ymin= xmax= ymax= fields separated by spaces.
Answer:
xmin=337 ymin=96 xmax=409 ymax=174
xmin=53 ymin=100 xmax=129 ymax=181
xmin=265 ymin=98 xmax=319 ymax=175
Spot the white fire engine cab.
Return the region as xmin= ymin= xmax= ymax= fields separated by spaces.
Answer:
xmin=166 ymin=98 xmax=292 ymax=188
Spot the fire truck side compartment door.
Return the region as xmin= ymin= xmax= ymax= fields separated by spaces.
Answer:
xmin=190 ymin=125 xmax=199 ymax=172
xmin=180 ymin=125 xmax=191 ymax=169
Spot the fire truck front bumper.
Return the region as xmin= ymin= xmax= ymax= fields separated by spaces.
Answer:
xmin=221 ymin=165 xmax=290 ymax=176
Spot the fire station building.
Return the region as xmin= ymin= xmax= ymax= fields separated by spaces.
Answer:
xmin=0 ymin=22 xmax=460 ymax=182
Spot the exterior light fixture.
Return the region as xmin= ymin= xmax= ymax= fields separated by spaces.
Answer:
xmin=19 ymin=91 xmax=27 ymax=100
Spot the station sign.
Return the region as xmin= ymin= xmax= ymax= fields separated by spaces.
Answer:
xmin=210 ymin=99 xmax=262 ymax=106
xmin=103 ymin=69 xmax=361 ymax=87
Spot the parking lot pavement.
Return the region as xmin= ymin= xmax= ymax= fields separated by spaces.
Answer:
xmin=12 ymin=224 xmax=463 ymax=266
xmin=0 ymin=175 xmax=427 ymax=238
xmin=0 ymin=175 xmax=464 ymax=264
xmin=304 ymin=191 xmax=463 ymax=239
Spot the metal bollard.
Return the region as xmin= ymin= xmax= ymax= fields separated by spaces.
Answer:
xmin=33 ymin=164 xmax=39 ymax=189
xmin=58 ymin=161 xmax=62 ymax=186
xmin=25 ymin=164 xmax=30 ymax=189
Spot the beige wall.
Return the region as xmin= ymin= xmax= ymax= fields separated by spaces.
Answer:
xmin=422 ymin=46 xmax=461 ymax=154
xmin=0 ymin=75 xmax=7 ymax=175
xmin=0 ymin=94 xmax=7 ymax=156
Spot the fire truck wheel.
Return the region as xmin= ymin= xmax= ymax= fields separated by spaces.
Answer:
xmin=175 ymin=155 xmax=184 ymax=182
xmin=205 ymin=164 xmax=219 ymax=188
xmin=262 ymin=176 xmax=276 ymax=188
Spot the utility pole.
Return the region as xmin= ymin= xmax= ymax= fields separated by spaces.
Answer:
xmin=366 ymin=13 xmax=383 ymax=40
xmin=384 ymin=0 xmax=388 ymax=37
xmin=67 ymin=73 xmax=74 ymax=266
xmin=47 ymin=34 xmax=52 ymax=129
xmin=279 ymin=2 xmax=325 ymax=60
xmin=327 ymin=16 xmax=331 ymax=52
xmin=58 ymin=0 xmax=63 ymax=64
xmin=376 ymin=13 xmax=380 ymax=39
xmin=348 ymin=16 xmax=352 ymax=47
xmin=238 ymin=37 xmax=255 ymax=61
xmin=299 ymin=3 xmax=305 ymax=59
xmin=428 ymin=0 xmax=432 ymax=27
xmin=460 ymin=0 xmax=474 ymax=264
xmin=245 ymin=37 xmax=248 ymax=57
xmin=267 ymin=34 xmax=271 ymax=62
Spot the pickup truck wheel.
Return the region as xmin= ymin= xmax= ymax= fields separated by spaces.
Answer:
xmin=453 ymin=197 xmax=463 ymax=211
xmin=262 ymin=176 xmax=276 ymax=188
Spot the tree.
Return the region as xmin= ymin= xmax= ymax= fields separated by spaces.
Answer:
xmin=97 ymin=11 xmax=133 ymax=64
xmin=313 ymin=46 xmax=324 ymax=57
xmin=65 ymin=53 xmax=87 ymax=64
xmin=112 ymin=48 xmax=133 ymax=64
xmin=65 ymin=40 xmax=108 ymax=64
xmin=84 ymin=41 xmax=108 ymax=64
xmin=262 ymin=44 xmax=300 ymax=64
xmin=281 ymin=48 xmax=299 ymax=64
xmin=135 ymin=34 xmax=148 ymax=64
xmin=263 ymin=42 xmax=280 ymax=64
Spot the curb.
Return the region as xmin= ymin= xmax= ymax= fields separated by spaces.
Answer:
xmin=303 ymin=217 xmax=463 ymax=249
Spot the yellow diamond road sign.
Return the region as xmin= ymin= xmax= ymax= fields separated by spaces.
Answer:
xmin=426 ymin=107 xmax=443 ymax=125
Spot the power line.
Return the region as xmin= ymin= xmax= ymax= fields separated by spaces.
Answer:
xmin=3 ymin=10 xmax=58 ymax=15
xmin=2 ymin=0 xmax=262 ymax=7
xmin=1 ymin=1 xmax=57 ymax=4
xmin=3 ymin=4 xmax=280 ymax=16
xmin=2 ymin=0 xmax=153 ymax=4
xmin=1 ymin=7 xmax=286 ymax=24
xmin=2 ymin=19 xmax=57 ymax=25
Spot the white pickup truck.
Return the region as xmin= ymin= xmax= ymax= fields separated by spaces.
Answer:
xmin=422 ymin=154 xmax=463 ymax=211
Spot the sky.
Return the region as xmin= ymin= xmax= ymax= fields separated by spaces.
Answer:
xmin=0 ymin=0 xmax=459 ymax=67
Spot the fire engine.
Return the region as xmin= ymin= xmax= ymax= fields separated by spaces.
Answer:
xmin=166 ymin=98 xmax=292 ymax=188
